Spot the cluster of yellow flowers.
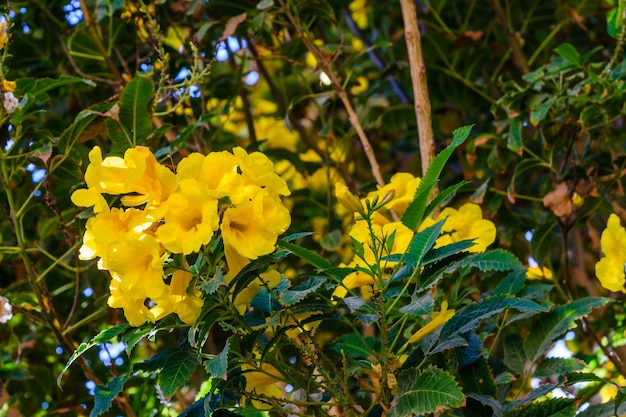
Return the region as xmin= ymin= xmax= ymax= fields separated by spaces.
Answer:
xmin=596 ymin=213 xmax=626 ymax=293
xmin=71 ymin=146 xmax=290 ymax=326
xmin=334 ymin=172 xmax=497 ymax=300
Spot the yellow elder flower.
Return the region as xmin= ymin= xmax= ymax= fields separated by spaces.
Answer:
xmin=233 ymin=146 xmax=290 ymax=196
xmin=108 ymin=275 xmax=156 ymax=326
xmin=366 ymin=172 xmax=421 ymax=216
xmin=423 ymin=203 xmax=496 ymax=253
xmin=595 ymin=214 xmax=626 ymax=293
xmin=242 ymin=362 xmax=284 ymax=409
xmin=78 ymin=207 xmax=156 ymax=266
xmin=176 ymin=151 xmax=242 ymax=199
xmin=335 ymin=182 xmax=365 ymax=215
xmin=526 ymin=265 xmax=553 ymax=280
xmin=221 ymin=189 xmax=291 ymax=260
xmin=105 ymin=233 xmax=168 ymax=301
xmin=349 ymin=0 xmax=370 ymax=29
xmin=0 ymin=21 xmax=7 ymax=50
xmin=150 ymin=267 xmax=204 ymax=324
xmin=400 ymin=301 xmax=455 ymax=352
xmin=71 ymin=187 xmax=109 ymax=214
xmin=253 ymin=116 xmax=300 ymax=152
xmin=156 ymin=179 xmax=219 ymax=254
xmin=2 ymin=79 xmax=16 ymax=93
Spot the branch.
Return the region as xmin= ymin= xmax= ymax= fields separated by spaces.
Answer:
xmin=490 ymin=0 xmax=530 ymax=73
xmin=399 ymin=0 xmax=436 ymax=177
xmin=281 ymin=0 xmax=385 ymax=187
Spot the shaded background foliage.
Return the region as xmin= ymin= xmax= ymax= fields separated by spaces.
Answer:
xmin=1 ymin=0 xmax=626 ymax=415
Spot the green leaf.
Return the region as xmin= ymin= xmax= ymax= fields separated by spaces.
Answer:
xmin=530 ymin=97 xmax=556 ymax=125
xmin=399 ymin=292 xmax=434 ymax=316
xmin=503 ymin=334 xmax=527 ymax=374
xmin=118 ymin=75 xmax=155 ymax=145
xmin=494 ymin=270 xmax=526 ymax=295
xmin=199 ymin=269 xmax=226 ymax=295
xmin=331 ymin=334 xmax=374 ymax=358
xmin=58 ymin=324 xmax=129 ymax=385
xmin=90 ymin=375 xmax=128 ymax=417
xmin=278 ymin=239 xmax=332 ymax=269
xmin=553 ymin=43 xmax=580 ymax=66
xmin=504 ymin=384 xmax=559 ymax=412
xmin=405 ymin=220 xmax=445 ymax=267
xmin=423 ymin=181 xmax=469 ymax=219
xmin=387 ymin=367 xmax=465 ymax=417
xmin=440 ymin=295 xmax=545 ymax=341
xmin=452 ymin=249 xmax=523 ymax=272
xmin=57 ymin=103 xmax=114 ymax=153
xmin=505 ymin=397 xmax=575 ymax=417
xmin=422 ymin=240 xmax=475 ymax=266
xmin=121 ymin=327 xmax=151 ymax=356
xmin=205 ymin=338 xmax=230 ymax=379
xmin=508 ymin=117 xmax=523 ymax=153
xmin=534 ymin=358 xmax=586 ymax=377
xmin=159 ymin=349 xmax=200 ymax=398
xmin=562 ymin=371 xmax=604 ymax=385
xmin=402 ymin=125 xmax=473 ymax=230
xmin=524 ymin=298 xmax=611 ymax=363
xmin=280 ymin=276 xmax=326 ymax=306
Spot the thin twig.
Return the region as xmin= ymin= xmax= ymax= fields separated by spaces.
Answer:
xmin=280 ymin=0 xmax=385 ymax=187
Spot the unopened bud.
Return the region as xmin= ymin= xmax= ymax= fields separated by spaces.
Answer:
xmin=335 ymin=183 xmax=365 ymax=215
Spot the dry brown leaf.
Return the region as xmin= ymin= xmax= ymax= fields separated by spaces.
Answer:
xmin=542 ymin=182 xmax=572 ymax=217
xmin=220 ymin=13 xmax=247 ymax=41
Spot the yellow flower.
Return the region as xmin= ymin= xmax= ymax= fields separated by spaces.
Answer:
xmin=2 ymin=79 xmax=16 ymax=93
xmin=424 ymin=203 xmax=496 ymax=253
xmin=253 ymin=116 xmax=300 ymax=152
xmin=365 ymin=172 xmax=421 ymax=216
xmin=349 ymin=0 xmax=370 ymax=29
xmin=156 ymin=179 xmax=219 ymax=254
xmin=0 ymin=21 xmax=7 ymax=50
xmin=71 ymin=187 xmax=109 ymax=213
xmin=221 ymin=189 xmax=291 ymax=261
xmin=108 ymin=276 xmax=155 ymax=326
xmin=335 ymin=182 xmax=365 ymax=215
xmin=595 ymin=214 xmax=626 ymax=293
xmin=233 ymin=146 xmax=291 ymax=196
xmin=150 ymin=266 xmax=203 ymax=324
xmin=176 ymin=151 xmax=242 ymax=199
xmin=77 ymin=207 xmax=156 ymax=265
xmin=105 ymin=233 xmax=168 ymax=301
xmin=242 ymin=362 xmax=284 ymax=409
xmin=77 ymin=146 xmax=176 ymax=207
xmin=526 ymin=265 xmax=553 ymax=280
xmin=400 ymin=301 xmax=455 ymax=352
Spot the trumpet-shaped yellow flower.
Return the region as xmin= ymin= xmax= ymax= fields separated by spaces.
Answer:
xmin=233 ymin=146 xmax=290 ymax=196
xmin=221 ymin=189 xmax=291 ymax=260
xmin=71 ymin=187 xmax=109 ymax=213
xmin=422 ymin=203 xmax=496 ymax=253
xmin=335 ymin=182 xmax=365 ymax=215
xmin=401 ymin=301 xmax=455 ymax=352
xmin=526 ymin=265 xmax=553 ymax=280
xmin=105 ymin=233 xmax=167 ymax=301
xmin=242 ymin=362 xmax=284 ymax=409
xmin=150 ymin=267 xmax=204 ymax=324
xmin=349 ymin=0 xmax=370 ymax=29
xmin=365 ymin=172 xmax=421 ymax=216
xmin=78 ymin=207 xmax=156 ymax=266
xmin=156 ymin=179 xmax=219 ymax=254
xmin=108 ymin=274 xmax=156 ymax=326
xmin=595 ymin=214 xmax=626 ymax=293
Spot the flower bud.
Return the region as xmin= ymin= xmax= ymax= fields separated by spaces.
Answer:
xmin=335 ymin=183 xmax=364 ymax=215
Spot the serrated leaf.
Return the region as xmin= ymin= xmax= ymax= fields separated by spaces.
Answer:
xmin=452 ymin=249 xmax=523 ymax=272
xmin=534 ymin=358 xmax=586 ymax=377
xmin=503 ymin=334 xmax=527 ymax=374
xmin=399 ymin=292 xmax=434 ymax=316
xmin=562 ymin=371 xmax=604 ymax=385
xmin=577 ymin=398 xmax=626 ymax=417
xmin=494 ymin=270 xmax=526 ymax=295
xmin=405 ymin=220 xmax=445 ymax=266
xmin=58 ymin=324 xmax=129 ymax=385
xmin=524 ymin=298 xmax=611 ymax=363
xmin=119 ymin=75 xmax=154 ymax=145
xmin=466 ymin=393 xmax=504 ymax=417
xmin=402 ymin=125 xmax=473 ymax=230
xmin=159 ymin=349 xmax=200 ymax=398
xmin=121 ymin=327 xmax=151 ymax=356
xmin=278 ymin=240 xmax=331 ymax=269
xmin=200 ymin=269 xmax=226 ymax=294
xmin=343 ymin=296 xmax=365 ymax=312
xmin=90 ymin=375 xmax=128 ymax=417
xmin=422 ymin=240 xmax=475 ymax=266
xmin=440 ymin=296 xmax=545 ymax=341
xmin=205 ymin=338 xmax=230 ymax=379
xmin=387 ymin=367 xmax=465 ymax=417
xmin=505 ymin=397 xmax=575 ymax=417
xmin=504 ymin=384 xmax=559 ymax=412
xmin=280 ymin=276 xmax=326 ymax=306
xmin=331 ymin=334 xmax=374 ymax=358
xmin=423 ymin=181 xmax=469 ymax=219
